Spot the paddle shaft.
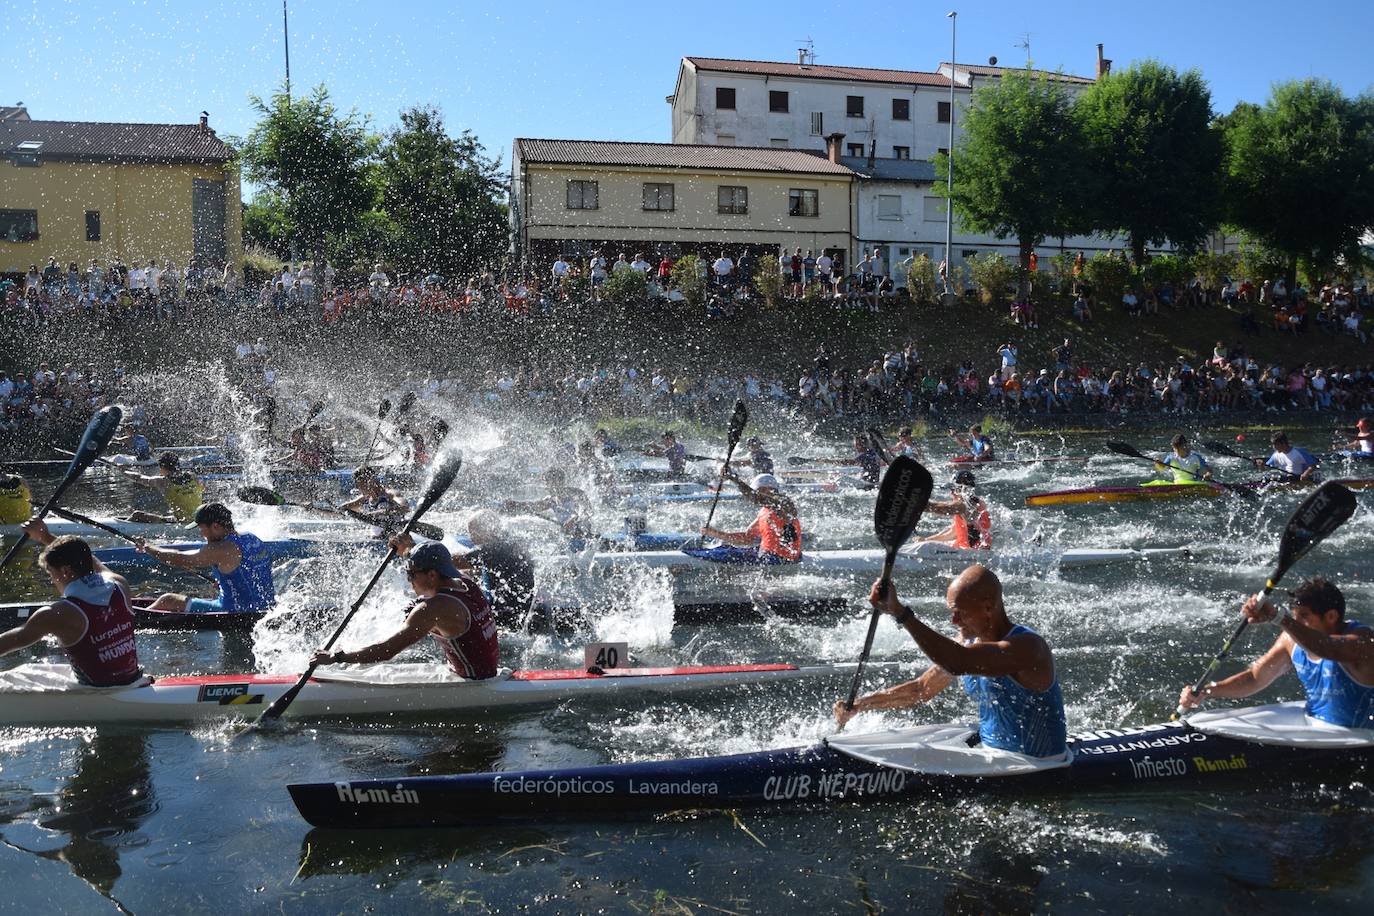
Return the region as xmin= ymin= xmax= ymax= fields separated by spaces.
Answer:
xmin=699 ymin=444 xmax=740 ymax=540
xmin=1204 ymin=440 xmax=1304 ymax=482
xmin=46 ymin=507 xmax=218 ymax=584
xmin=2 ymin=466 xmax=102 ymax=568
xmin=843 ymin=552 xmax=898 ymax=716
xmin=361 ymin=400 xmax=392 ymax=467
xmin=700 ymin=402 xmax=748 ymax=544
xmin=1172 ymin=581 xmax=1276 ymax=720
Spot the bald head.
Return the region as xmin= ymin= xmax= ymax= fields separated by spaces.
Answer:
xmin=949 ymin=564 xmax=1001 ymax=604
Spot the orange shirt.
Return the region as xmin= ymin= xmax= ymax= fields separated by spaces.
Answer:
xmin=746 ymin=506 xmax=802 ymax=561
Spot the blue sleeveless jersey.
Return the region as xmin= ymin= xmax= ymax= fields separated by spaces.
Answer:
xmin=212 ymin=532 xmax=277 ymax=612
xmin=970 ymin=436 xmax=991 ymax=458
xmin=1291 ymin=620 xmax=1374 ymax=729
xmin=960 ymin=624 xmax=1067 ymax=757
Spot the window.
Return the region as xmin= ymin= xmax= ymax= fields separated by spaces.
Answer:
xmin=788 ymin=188 xmax=819 ymax=218
xmin=938 ymin=101 xmax=952 ymax=123
xmin=716 ymin=87 xmax=736 ymax=110
xmin=0 ymin=209 xmax=39 ymax=242
xmin=717 ymin=134 xmax=736 ymax=146
xmin=642 ymin=183 xmax=674 ymax=211
xmin=769 ymin=138 xmax=789 ymax=148
xmin=566 ymin=180 xmax=598 ymax=210
xmin=923 ymin=197 xmax=947 ymax=222
xmin=847 ymin=96 xmax=864 ymax=117
xmin=809 ymin=112 xmax=824 ymax=135
xmin=961 ymin=249 xmax=978 ymax=261
xmin=85 ymin=210 xmax=101 ymax=241
xmin=892 ymin=98 xmax=910 ymax=121
xmin=847 ymin=143 xmax=865 ymax=158
xmin=893 ymin=146 xmax=911 ymax=160
xmin=718 ymin=186 xmax=748 ymax=215
xmin=937 ymin=147 xmax=948 ymax=156
xmin=877 ymin=195 xmax=902 ymax=220
xmin=769 ymin=90 xmax=789 ymax=113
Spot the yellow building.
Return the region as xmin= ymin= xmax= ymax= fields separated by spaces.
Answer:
xmin=0 ymin=106 xmax=241 ymax=277
xmin=511 ymin=138 xmax=855 ymax=271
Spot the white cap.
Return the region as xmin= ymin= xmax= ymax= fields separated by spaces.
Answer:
xmin=751 ymin=473 xmax=780 ymax=491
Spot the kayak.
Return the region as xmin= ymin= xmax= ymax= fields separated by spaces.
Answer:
xmin=0 ymin=660 xmax=866 ymax=726
xmin=948 ymin=455 xmax=1089 ymax=466
xmin=1027 ymin=477 xmax=1374 ymax=507
xmin=91 ymin=538 xmax=328 ymax=569
xmin=1 ymin=514 xmax=364 ymax=539
xmin=1330 ymin=450 xmax=1374 ymax=461
xmin=0 ymin=596 xmax=264 ymax=632
xmin=287 ymin=701 xmax=1374 ymax=828
xmin=564 ymin=541 xmax=1192 ymax=576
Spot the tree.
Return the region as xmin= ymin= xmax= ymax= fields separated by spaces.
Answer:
xmin=1076 ymin=60 xmax=1224 ymax=263
xmin=1223 ymin=80 xmax=1374 ymax=285
xmin=376 ymin=106 xmax=508 ymax=279
xmin=933 ymin=72 xmax=1092 ymax=282
xmin=233 ymin=85 xmax=380 ymax=258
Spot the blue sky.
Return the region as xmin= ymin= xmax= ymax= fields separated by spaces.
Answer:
xmin=7 ymin=0 xmax=1372 ymax=186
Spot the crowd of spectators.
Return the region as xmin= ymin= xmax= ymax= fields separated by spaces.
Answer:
xmin=0 ymin=359 xmax=130 ymax=436
xmin=2 ymin=255 xmax=238 ymax=321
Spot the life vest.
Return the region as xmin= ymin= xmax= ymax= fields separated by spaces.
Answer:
xmin=952 ymin=495 xmax=992 ymax=549
xmin=426 ymin=582 xmax=499 ymax=679
xmin=0 ymin=479 xmax=32 ymax=524
xmin=163 ymin=473 xmax=204 ymax=522
xmin=747 ymin=506 xmax=802 ymax=562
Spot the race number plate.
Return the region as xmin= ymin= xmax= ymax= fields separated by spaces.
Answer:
xmin=584 ymin=642 xmax=629 ymax=670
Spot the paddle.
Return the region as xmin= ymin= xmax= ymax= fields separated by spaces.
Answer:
xmin=54 ymin=446 xmax=128 ymax=473
xmin=841 ymin=455 xmax=935 ymax=725
xmin=236 ymin=486 xmax=445 ymax=541
xmin=698 ymin=400 xmax=749 ymax=546
xmin=360 ymin=398 xmax=392 ymax=467
xmin=1201 ymin=439 xmax=1304 ymax=483
xmin=1 ymin=406 xmax=122 ymax=570
xmin=1173 ymin=481 xmax=1357 ymax=720
xmin=253 ymin=450 xmax=463 ymax=724
xmin=1105 ymin=440 xmax=1257 ymax=502
xmin=48 ymin=506 xmax=218 ymax=584
xmin=866 ymin=427 xmax=893 ymax=467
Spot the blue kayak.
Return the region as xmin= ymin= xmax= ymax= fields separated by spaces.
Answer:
xmin=93 ymin=538 xmax=323 ymax=569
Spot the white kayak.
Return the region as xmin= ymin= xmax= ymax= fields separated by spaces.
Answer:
xmin=567 ymin=541 xmax=1192 ymax=575
xmin=1 ymin=513 xmax=367 ymax=540
xmin=0 ymin=660 xmax=864 ymax=726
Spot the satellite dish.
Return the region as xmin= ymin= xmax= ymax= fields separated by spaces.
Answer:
xmin=988 ymin=55 xmax=998 ymax=66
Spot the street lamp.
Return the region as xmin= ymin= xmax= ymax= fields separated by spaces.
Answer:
xmin=944 ymin=10 xmax=956 ymax=298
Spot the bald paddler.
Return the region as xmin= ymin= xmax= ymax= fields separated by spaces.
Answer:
xmin=121 ymin=452 xmax=205 ymax=523
xmin=1178 ymin=577 xmax=1374 ymax=728
xmin=836 ymin=565 xmax=1067 ymax=758
xmin=0 ymin=519 xmax=142 ymax=687
xmin=136 ymin=502 xmax=276 ymax=615
xmin=699 ymin=471 xmax=802 ymax=564
xmin=1154 ymin=434 xmax=1212 ymax=484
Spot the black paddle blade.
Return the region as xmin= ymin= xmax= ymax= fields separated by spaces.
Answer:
xmin=70 ymin=406 xmax=123 ymax=477
xmin=397 ymin=391 xmax=418 ymax=416
xmin=1272 ymin=482 xmax=1357 ymax=586
xmin=865 ymin=427 xmax=888 ymax=457
xmin=237 ymin=486 xmax=285 ymax=506
xmin=1105 ymin=440 xmax=1149 ymax=462
xmin=1202 ymin=439 xmax=1246 ymax=461
xmin=726 ymin=400 xmax=748 ymax=449
xmin=377 ymin=398 xmax=392 ymax=420
xmin=873 ymin=456 xmax=934 ymax=551
xmin=414 ymin=450 xmax=463 ymax=518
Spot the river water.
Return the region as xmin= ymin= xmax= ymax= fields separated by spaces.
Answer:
xmin=2 ymin=421 xmax=1372 ymax=914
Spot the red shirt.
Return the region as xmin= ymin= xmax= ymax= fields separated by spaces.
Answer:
xmin=427 ymin=582 xmax=499 ymax=679
xmin=59 ymin=575 xmax=140 ymax=686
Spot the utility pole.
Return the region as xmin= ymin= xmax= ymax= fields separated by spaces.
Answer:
xmin=283 ymin=0 xmax=292 ymax=101
xmin=944 ymin=11 xmax=956 ymax=299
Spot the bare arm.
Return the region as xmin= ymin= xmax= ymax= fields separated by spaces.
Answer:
xmin=1180 ymin=633 xmax=1293 ymax=707
xmin=311 ymin=603 xmax=449 ymax=666
xmin=1281 ymin=616 xmax=1374 ymax=670
xmin=834 ymin=665 xmax=955 ymax=727
xmin=139 ymin=538 xmax=238 ymax=571
xmin=0 ymin=605 xmax=80 ymax=656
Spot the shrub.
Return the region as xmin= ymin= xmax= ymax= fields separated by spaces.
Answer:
xmin=602 ymin=266 xmax=647 ymax=305
xmin=670 ymin=255 xmax=707 ymax=309
xmin=1082 ymin=253 xmax=1136 ymax=304
xmin=1190 ymin=251 xmax=1238 ymax=295
xmin=242 ymin=245 xmax=285 ymax=287
xmin=966 ymin=252 xmax=1016 ymax=306
xmin=1141 ymin=253 xmax=1190 ymax=292
xmin=754 ymin=255 xmax=784 ymax=307
xmin=905 ymin=254 xmax=938 ymax=305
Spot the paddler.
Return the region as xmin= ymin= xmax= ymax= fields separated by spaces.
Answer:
xmin=733 ymin=436 xmax=775 ymax=475
xmin=310 ymin=539 xmax=499 ymax=679
xmin=894 ymin=427 xmax=922 ymax=460
xmin=699 ymin=472 xmax=802 ymax=564
xmin=395 ymin=510 xmax=535 ymax=627
xmin=338 ymin=465 xmax=409 ymax=529
xmin=917 ymin=470 xmax=993 ymax=549
xmin=835 ymin=565 xmax=1068 ymax=759
xmin=0 ymin=519 xmax=142 ymax=686
xmin=112 ymin=431 xmax=153 ymax=462
xmin=1337 ymin=417 xmax=1374 ymax=458
xmin=1252 ymin=430 xmax=1320 ymax=481
xmin=501 ymin=469 xmax=593 ymax=540
xmin=1153 ymin=434 xmax=1212 ymax=483
xmin=641 ymin=430 xmax=689 ymax=476
xmin=120 ymin=452 xmax=206 ymax=523
xmin=808 ymin=435 xmax=883 ymax=486
xmin=0 ymin=472 xmax=33 ymax=524
xmin=949 ymin=424 xmax=995 ymax=461
xmin=1178 ymin=577 xmax=1374 ymax=728
xmin=592 ymin=427 xmax=622 ymax=458
xmin=135 ymin=502 xmax=277 ymax=615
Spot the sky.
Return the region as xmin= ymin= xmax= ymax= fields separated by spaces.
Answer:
xmin=7 ymin=0 xmax=1373 ymax=195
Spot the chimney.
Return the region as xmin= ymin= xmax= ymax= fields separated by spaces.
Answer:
xmin=199 ymin=111 xmax=209 ymax=133
xmin=824 ymin=132 xmax=845 ymax=164
xmin=1095 ymin=44 xmax=1112 ymax=79
xmin=798 ymin=48 xmax=807 ymax=65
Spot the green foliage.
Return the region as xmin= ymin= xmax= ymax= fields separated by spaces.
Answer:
xmin=1082 ymin=253 xmax=1135 ymax=305
xmin=1190 ymin=251 xmax=1238 ymax=296
xmin=241 ymin=245 xmax=286 ymax=287
xmin=1050 ymin=252 xmax=1079 ymax=294
xmin=934 ymin=71 xmax=1091 ymax=266
xmin=1234 ymin=237 xmax=1289 ymax=287
xmin=241 ymin=195 xmax=291 ymax=259
xmin=670 ymin=255 xmax=707 ymax=308
xmin=602 ymin=266 xmax=648 ymax=305
xmin=1076 ymin=61 xmax=1223 ymax=260
xmin=1141 ymin=253 xmax=1191 ymax=291
xmin=1223 ymin=80 xmax=1374 ymax=280
xmin=377 ymin=105 xmax=508 ymax=279
xmin=754 ymin=255 xmax=784 ymax=307
xmin=905 ymin=254 xmax=937 ymax=305
xmin=966 ymin=252 xmax=1017 ymax=306
xmin=233 ymin=85 xmax=381 ymax=257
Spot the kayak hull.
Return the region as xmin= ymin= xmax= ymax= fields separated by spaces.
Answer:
xmin=1027 ymin=477 xmax=1374 ymax=507
xmin=0 ymin=662 xmax=858 ymax=726
xmin=288 ymin=703 xmax=1374 ymax=828
xmin=0 ymin=598 xmax=263 ymax=632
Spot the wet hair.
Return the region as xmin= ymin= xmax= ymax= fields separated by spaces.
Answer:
xmin=157 ymin=452 xmax=181 ymax=470
xmin=1290 ymin=577 xmax=1345 ymax=619
xmin=1271 ymin=431 xmax=1289 ymax=446
xmin=1171 ymin=434 xmax=1188 ymax=448
xmin=39 ymin=535 xmax=96 ymax=577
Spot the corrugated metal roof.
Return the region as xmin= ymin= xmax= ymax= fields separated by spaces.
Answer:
xmin=0 ymin=118 xmax=232 ymax=163
xmin=686 ymin=57 xmax=953 ymax=88
xmin=515 ymin=138 xmax=857 ymax=175
xmin=839 ymin=157 xmax=938 ymax=182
